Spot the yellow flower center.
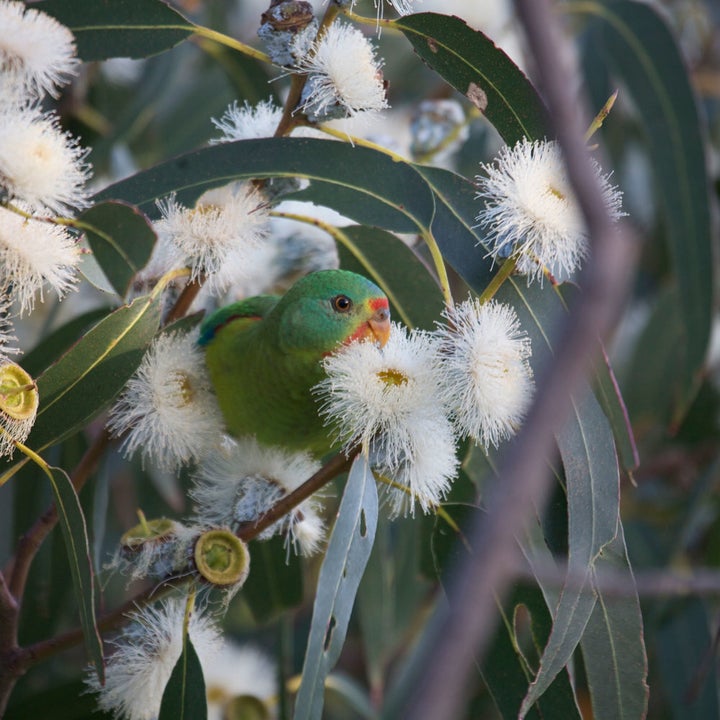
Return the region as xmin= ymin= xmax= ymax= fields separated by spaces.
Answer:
xmin=377 ymin=368 xmax=408 ymax=387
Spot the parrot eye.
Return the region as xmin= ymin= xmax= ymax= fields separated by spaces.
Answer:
xmin=332 ymin=295 xmax=353 ymax=313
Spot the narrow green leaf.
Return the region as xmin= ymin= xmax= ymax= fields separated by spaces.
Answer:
xmin=79 ymin=201 xmax=156 ymax=298
xmin=582 ymin=530 xmax=649 ymax=720
xmin=579 ymin=0 xmax=714 ymax=409
xmin=35 ymin=0 xmax=194 ymax=61
xmin=484 ymin=585 xmax=582 ymax=720
xmin=336 ymin=226 xmax=445 ymax=330
xmin=395 ymin=13 xmax=550 ymax=145
xmin=21 ymin=308 xmax=110 ymax=378
xmin=93 ymin=138 xmax=436 ymax=234
xmin=158 ymin=635 xmax=207 ymax=720
xmin=294 ymin=455 xmax=378 ymax=720
xmin=45 ymin=464 xmax=104 ymax=682
xmin=28 ymin=292 xmax=163 ymax=452
xmin=242 ymin=536 xmax=303 ymax=623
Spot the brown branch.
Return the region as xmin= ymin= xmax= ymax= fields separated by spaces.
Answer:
xmin=236 ymin=446 xmax=358 ymax=541
xmin=398 ymin=1 xmax=638 ymax=717
xmin=163 ymin=277 xmax=204 ymax=325
xmin=9 ymin=447 xmax=357 ymax=671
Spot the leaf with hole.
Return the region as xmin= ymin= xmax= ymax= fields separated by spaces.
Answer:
xmin=294 ymin=455 xmax=378 ymax=720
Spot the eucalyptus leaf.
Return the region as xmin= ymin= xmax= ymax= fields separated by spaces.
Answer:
xmin=395 ymin=13 xmax=550 ymax=145
xmin=45 ymin=464 xmax=104 ymax=682
xmin=581 ymin=531 xmax=649 ymax=720
xmin=158 ymin=635 xmax=207 ymax=720
xmin=93 ymin=138 xmax=436 ymax=235
xmin=28 ymin=292 xmax=163 ymax=453
xmin=35 ymin=0 xmax=194 ymax=61
xmin=294 ymin=455 xmax=378 ymax=720
xmin=79 ymin=201 xmax=156 ymax=298
xmin=580 ymin=1 xmax=714 ymax=411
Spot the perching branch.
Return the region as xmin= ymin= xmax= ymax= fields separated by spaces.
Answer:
xmin=399 ymin=1 xmax=638 ymax=717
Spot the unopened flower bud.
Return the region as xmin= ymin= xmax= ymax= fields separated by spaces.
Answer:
xmin=258 ymin=0 xmax=318 ymax=66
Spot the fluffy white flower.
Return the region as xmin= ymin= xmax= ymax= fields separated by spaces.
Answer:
xmin=107 ymin=329 xmax=225 ymax=470
xmin=0 ymin=106 xmax=90 ymax=215
xmin=0 ymin=206 xmax=80 ymax=314
xmin=475 ymin=138 xmax=624 ymax=283
xmin=316 ymin=324 xmax=458 ymax=515
xmin=0 ymin=0 xmax=78 ymax=100
xmin=297 ymin=22 xmax=388 ymax=121
xmin=87 ymin=596 xmax=220 ymax=720
xmin=192 ymin=436 xmax=325 ymax=556
xmin=154 ymin=184 xmax=269 ymax=296
xmin=205 ymin=643 xmax=278 ymax=720
xmin=435 ymin=298 xmax=534 ymax=448
xmin=210 ymin=98 xmax=283 ymax=143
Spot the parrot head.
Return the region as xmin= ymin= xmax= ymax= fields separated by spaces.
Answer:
xmin=275 ymin=269 xmax=391 ymax=355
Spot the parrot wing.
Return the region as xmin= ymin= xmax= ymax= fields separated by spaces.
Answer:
xmin=198 ymin=295 xmax=280 ymax=346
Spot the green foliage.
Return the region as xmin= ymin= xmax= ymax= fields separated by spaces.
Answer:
xmin=1 ymin=0 xmax=717 ymax=719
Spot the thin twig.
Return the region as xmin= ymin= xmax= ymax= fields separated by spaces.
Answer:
xmin=11 ymin=447 xmax=358 ymax=670
xmin=399 ymin=1 xmax=637 ymax=717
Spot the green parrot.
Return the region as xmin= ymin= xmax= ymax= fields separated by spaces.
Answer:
xmin=198 ymin=269 xmax=391 ymax=457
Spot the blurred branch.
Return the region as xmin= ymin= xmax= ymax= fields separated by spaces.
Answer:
xmin=398 ymin=0 xmax=637 ymax=717
xmin=519 ymin=561 xmax=720 ymax=598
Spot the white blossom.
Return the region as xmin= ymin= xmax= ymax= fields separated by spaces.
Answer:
xmin=475 ymin=138 xmax=624 ymax=283
xmin=192 ymin=436 xmax=325 ymax=556
xmin=316 ymin=324 xmax=458 ymax=515
xmin=0 ymin=106 xmax=91 ymax=215
xmin=154 ymin=183 xmax=269 ymax=297
xmin=297 ymin=22 xmax=388 ymax=122
xmin=0 ymin=206 xmax=80 ymax=314
xmin=205 ymin=643 xmax=278 ymax=720
xmin=435 ymin=298 xmax=534 ymax=448
xmin=107 ymin=329 xmax=225 ymax=470
xmin=87 ymin=596 xmax=220 ymax=720
xmin=0 ymin=0 xmax=78 ymax=101
xmin=210 ymin=98 xmax=283 ymax=143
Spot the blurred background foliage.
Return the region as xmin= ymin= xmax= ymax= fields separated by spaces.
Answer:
xmin=2 ymin=0 xmax=720 ymax=718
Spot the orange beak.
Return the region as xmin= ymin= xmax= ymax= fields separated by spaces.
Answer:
xmin=367 ymin=305 xmax=391 ymax=347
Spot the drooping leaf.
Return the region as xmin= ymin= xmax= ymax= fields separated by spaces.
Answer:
xmin=93 ymin=138 xmax=436 ymax=235
xmin=79 ymin=201 xmax=156 ymax=298
xmin=395 ymin=13 xmax=550 ymax=145
xmin=336 ymin=226 xmax=444 ymax=330
xmin=35 ymin=0 xmax=194 ymax=61
xmin=484 ymin=585 xmax=582 ymax=720
xmin=294 ymin=455 xmax=378 ymax=720
xmin=581 ymin=530 xmax=649 ymax=720
xmin=580 ymin=1 xmax=713 ymax=411
xmin=45 ymin=464 xmax=104 ymax=682
xmin=158 ymin=634 xmax=207 ymax=720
